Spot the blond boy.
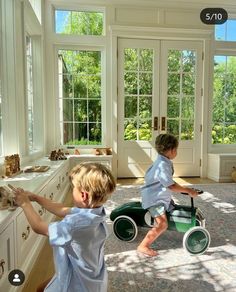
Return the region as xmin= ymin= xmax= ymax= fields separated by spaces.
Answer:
xmin=14 ymin=162 xmax=116 ymax=292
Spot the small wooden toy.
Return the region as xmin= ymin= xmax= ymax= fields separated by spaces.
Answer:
xmin=0 ymin=185 xmax=17 ymax=211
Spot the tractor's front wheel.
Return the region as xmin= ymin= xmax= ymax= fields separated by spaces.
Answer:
xmin=183 ymin=226 xmax=211 ymax=255
xmin=113 ymin=215 xmax=138 ymax=242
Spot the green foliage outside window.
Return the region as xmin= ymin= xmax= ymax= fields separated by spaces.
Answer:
xmin=57 ymin=10 xmax=103 ymax=146
xmin=212 ymin=56 xmax=236 ymax=144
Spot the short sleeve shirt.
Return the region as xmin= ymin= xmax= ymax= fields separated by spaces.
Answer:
xmin=45 ymin=206 xmax=108 ymax=292
xmin=141 ymin=154 xmax=175 ymax=210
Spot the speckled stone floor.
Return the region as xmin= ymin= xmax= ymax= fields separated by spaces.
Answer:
xmin=104 ymin=184 xmax=236 ymax=292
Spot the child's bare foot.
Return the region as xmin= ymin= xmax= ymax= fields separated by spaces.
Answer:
xmin=137 ymin=245 xmax=158 ymax=257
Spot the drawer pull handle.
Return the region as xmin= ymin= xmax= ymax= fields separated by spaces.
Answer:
xmin=38 ymin=209 xmax=43 ymax=216
xmin=22 ymin=226 xmax=30 ymax=240
xmin=56 ymin=183 xmax=60 ymax=190
xmin=0 ymin=259 xmax=5 ymax=279
xmin=49 ymin=193 xmax=54 ymax=200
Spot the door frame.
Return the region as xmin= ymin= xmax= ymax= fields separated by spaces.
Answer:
xmin=117 ymin=38 xmax=203 ymax=177
xmin=110 ymin=26 xmax=212 ymax=178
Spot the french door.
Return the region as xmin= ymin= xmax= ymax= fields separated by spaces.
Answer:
xmin=117 ymin=38 xmax=203 ymax=177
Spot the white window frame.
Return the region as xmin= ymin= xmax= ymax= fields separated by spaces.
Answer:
xmin=50 ymin=3 xmax=108 ymax=149
xmin=24 ymin=33 xmax=44 ymax=154
xmin=55 ymin=45 xmax=106 ymax=147
xmin=210 ymin=16 xmax=236 ymax=152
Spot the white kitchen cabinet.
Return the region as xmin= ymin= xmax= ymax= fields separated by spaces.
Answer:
xmin=0 ymin=222 xmax=15 ymax=292
xmin=0 ymin=159 xmax=70 ymax=291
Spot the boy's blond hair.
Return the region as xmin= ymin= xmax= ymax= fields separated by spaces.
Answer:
xmin=69 ymin=162 xmax=116 ymax=207
xmin=155 ymin=133 xmax=179 ymax=155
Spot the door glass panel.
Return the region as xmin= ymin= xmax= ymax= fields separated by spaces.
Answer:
xmin=125 ymin=96 xmax=137 ymax=118
xmin=123 ymin=48 xmax=153 ymax=141
xmin=167 ymin=49 xmax=196 ymax=140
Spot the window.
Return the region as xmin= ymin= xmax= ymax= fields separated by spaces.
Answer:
xmin=58 ymin=49 xmax=102 ymax=145
xmin=55 ymin=10 xmax=104 ymax=35
xmin=215 ymin=19 xmax=236 ymax=41
xmin=0 ymin=2 xmax=3 ymax=157
xmin=26 ymin=35 xmax=34 ymax=151
xmin=25 ymin=34 xmax=44 ymax=153
xmin=212 ymin=56 xmax=236 ymax=144
xmin=212 ymin=19 xmax=236 ymax=145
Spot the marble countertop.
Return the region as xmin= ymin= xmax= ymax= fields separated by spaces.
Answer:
xmin=0 ymin=157 xmax=69 ymax=232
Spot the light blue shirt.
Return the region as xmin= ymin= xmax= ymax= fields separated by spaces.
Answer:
xmin=45 ymin=206 xmax=108 ymax=292
xmin=141 ymin=154 xmax=175 ymax=210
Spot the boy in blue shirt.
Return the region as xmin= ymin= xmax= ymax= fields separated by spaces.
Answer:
xmin=137 ymin=134 xmax=198 ymax=257
xmin=13 ymin=162 xmax=116 ymax=292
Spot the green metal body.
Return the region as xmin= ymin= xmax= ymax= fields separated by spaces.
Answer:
xmin=110 ymin=201 xmax=197 ymax=233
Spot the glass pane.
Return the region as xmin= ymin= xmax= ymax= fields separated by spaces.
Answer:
xmin=167 ymin=96 xmax=180 ymax=118
xmin=168 ymin=50 xmax=181 ymax=72
xmin=74 ymin=123 xmax=88 ymax=144
xmin=212 ymin=124 xmax=223 ymax=144
xmin=124 ymin=72 xmax=138 ymax=94
xmin=88 ymin=100 xmax=101 ymax=121
xmin=215 ymin=20 xmax=236 ymax=41
xmin=124 ymin=48 xmax=138 ymax=71
xmin=125 ymin=96 xmax=137 ymax=118
xmin=182 ymin=51 xmax=195 ymax=72
xmin=55 ymin=10 xmax=103 ymax=35
xmin=182 ymin=96 xmax=194 ymax=119
xmin=74 ymin=75 xmax=87 ymax=98
xmin=89 ymin=123 xmax=102 ymax=143
xmin=226 ymin=20 xmax=236 ymax=41
xmin=63 ymin=99 xmax=73 ymax=121
xmin=63 ymin=122 xmax=73 ymax=144
xmin=215 ymin=23 xmax=226 ymax=41
xmin=139 ymin=73 xmax=152 ymax=95
xmin=181 ymin=120 xmax=194 ymax=140
xmin=168 ymin=74 xmax=180 ymax=95
xmin=86 ymin=51 xmax=101 ymax=73
xmin=55 ymin=11 xmax=71 ymax=33
xmin=225 ymin=96 xmax=236 ymax=122
xmin=74 ymin=99 xmax=87 ymax=121
xmin=139 ymin=97 xmax=152 ymax=119
xmin=62 ymin=74 xmax=73 ymax=97
xmin=167 ymin=119 xmax=179 ymax=138
xmin=88 ymin=75 xmax=101 ymax=98
xmin=212 ymin=55 xmax=236 ymax=144
xmin=140 ymin=49 xmax=153 ymax=71
xmin=124 ymin=119 xmax=137 ymax=140
xmin=139 ymin=120 xmax=152 ymax=141
xmin=58 ymin=49 xmax=102 ymax=146
xmin=182 ymin=74 xmax=195 ymax=95
xmin=224 ymin=124 xmax=236 ymax=143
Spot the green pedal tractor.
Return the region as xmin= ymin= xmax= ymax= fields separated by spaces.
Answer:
xmin=110 ymin=190 xmax=211 ymax=255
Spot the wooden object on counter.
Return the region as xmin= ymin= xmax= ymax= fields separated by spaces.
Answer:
xmin=24 ymin=166 xmax=50 ymax=173
xmin=0 ymin=186 xmax=17 ymax=211
xmin=4 ymin=154 xmax=21 ymax=177
xmin=92 ymin=148 xmax=112 ymax=155
xmin=49 ymin=149 xmax=67 ymax=161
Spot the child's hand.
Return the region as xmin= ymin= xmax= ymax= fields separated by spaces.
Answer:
xmin=188 ymin=188 xmax=199 ymax=198
xmin=13 ymin=188 xmax=31 ymax=207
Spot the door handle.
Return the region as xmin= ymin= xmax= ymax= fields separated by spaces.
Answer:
xmin=161 ymin=117 xmax=166 ymax=131
xmin=153 ymin=117 xmax=158 ymax=131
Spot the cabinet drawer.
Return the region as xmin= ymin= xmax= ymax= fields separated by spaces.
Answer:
xmin=0 ymin=222 xmax=14 ymax=292
xmin=16 ymin=207 xmax=38 ymax=267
